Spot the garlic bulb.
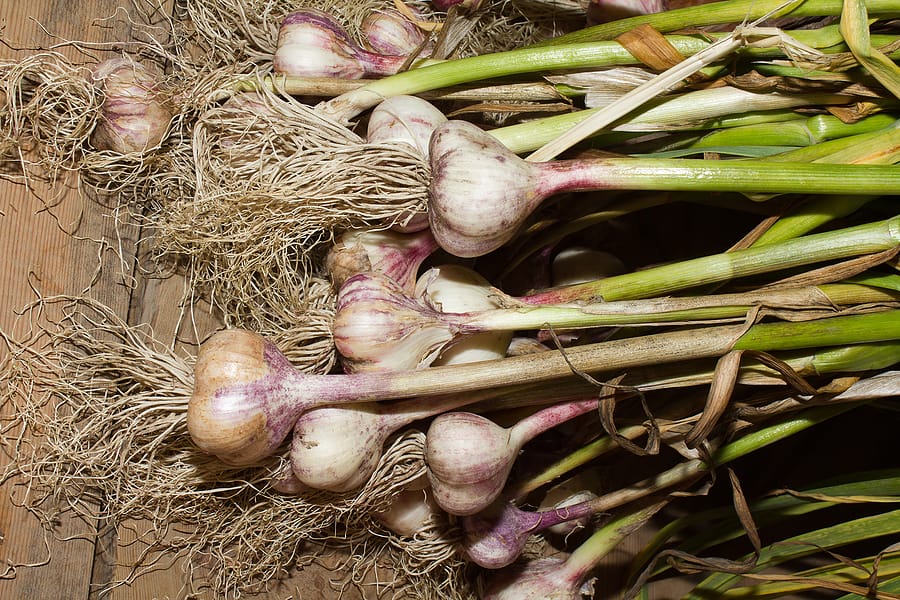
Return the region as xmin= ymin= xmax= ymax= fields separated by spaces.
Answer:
xmin=332 ymin=272 xmax=455 ymax=372
xmin=426 ymin=399 xmax=599 ymax=515
xmin=424 ymin=411 xmax=516 ymax=516
xmin=461 ymin=498 xmax=594 ymax=569
xmin=273 ymin=9 xmax=406 ymax=79
xmin=362 ymin=8 xmax=428 ymax=56
xmin=325 ymin=227 xmax=438 ymax=292
xmin=587 ymin=0 xmax=669 ymax=25
xmin=90 ymin=57 xmax=171 ymax=153
xmin=289 ymin=403 xmax=391 ymax=492
xmin=428 ymin=119 xmax=549 ymax=258
xmin=483 ymin=556 xmax=591 ymax=600
xmin=187 ymin=329 xmax=310 ymax=466
xmin=373 ymin=483 xmax=443 ymax=537
xmin=367 ymin=95 xmax=447 ymax=157
xmin=551 ymin=247 xmax=626 ymax=287
xmin=367 ymin=95 xmax=448 ymax=232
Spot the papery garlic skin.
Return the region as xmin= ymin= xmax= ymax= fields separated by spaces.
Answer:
xmin=333 ymin=272 xmax=455 ymax=372
xmin=273 ymin=9 xmax=406 ymax=79
xmin=416 ymin=264 xmax=512 ymax=365
xmin=90 ymin=57 xmax=172 ymax=153
xmin=587 ymin=0 xmax=669 ymax=25
xmin=362 ymin=9 xmax=428 ymax=56
xmin=432 ymin=0 xmax=487 ymax=12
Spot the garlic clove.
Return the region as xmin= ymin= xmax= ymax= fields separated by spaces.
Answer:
xmin=273 ymin=9 xmax=407 ymax=79
xmin=289 ymin=403 xmax=385 ymax=492
xmin=482 ymin=556 xmax=585 ymax=600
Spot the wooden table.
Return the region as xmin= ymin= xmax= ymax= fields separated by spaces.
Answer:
xmin=0 ymin=2 xmax=191 ymax=598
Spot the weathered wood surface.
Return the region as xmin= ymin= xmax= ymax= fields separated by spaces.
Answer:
xmin=0 ymin=2 xmax=718 ymax=599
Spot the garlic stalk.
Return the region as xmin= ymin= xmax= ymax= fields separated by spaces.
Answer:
xmin=289 ymin=348 xmax=603 ymax=491
xmin=427 ymin=119 xmax=900 ymax=258
xmin=332 ymin=270 xmax=900 ymax=373
xmin=470 ymin=400 xmax=863 ymax=571
xmin=462 ymin=497 xmax=597 ymax=568
xmin=90 ymin=57 xmax=172 ymax=154
xmin=187 ymin=310 xmax=900 ymax=466
xmin=482 ymin=503 xmax=665 ymax=599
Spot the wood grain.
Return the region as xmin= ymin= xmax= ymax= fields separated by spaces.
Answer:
xmin=1 ymin=2 xmax=159 ymax=598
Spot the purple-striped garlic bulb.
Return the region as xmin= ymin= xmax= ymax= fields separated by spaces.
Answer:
xmin=362 ymin=8 xmax=429 ymax=56
xmin=325 ymin=227 xmax=438 ymax=292
xmin=90 ymin=57 xmax=172 ymax=153
xmin=273 ymin=9 xmax=408 ymax=79
xmin=332 ymin=272 xmax=456 ymax=373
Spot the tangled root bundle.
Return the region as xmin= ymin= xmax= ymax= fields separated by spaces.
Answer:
xmin=174 ymin=0 xmax=574 ymax=72
xmin=0 ymin=52 xmax=100 ymax=183
xmin=0 ymin=295 xmax=470 ymax=597
xmin=152 ymin=85 xmax=428 ymax=352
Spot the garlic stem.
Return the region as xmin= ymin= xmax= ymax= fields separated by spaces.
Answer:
xmin=473 ymin=399 xmax=862 ymax=571
xmin=540 ymin=0 xmax=900 ymax=45
xmin=520 ymin=217 xmax=900 ymax=304
xmin=188 ymin=310 xmax=900 ymax=465
xmin=316 ymin=36 xmax=715 ymax=122
xmin=333 ymin=263 xmax=899 ymax=371
xmin=428 ymin=120 xmax=900 ymax=258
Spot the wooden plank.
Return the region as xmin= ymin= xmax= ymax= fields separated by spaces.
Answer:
xmin=0 ymin=2 xmax=149 ymax=598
